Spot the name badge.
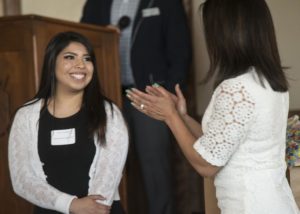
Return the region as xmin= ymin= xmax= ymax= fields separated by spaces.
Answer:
xmin=51 ymin=128 xmax=75 ymax=146
xmin=142 ymin=7 xmax=160 ymax=18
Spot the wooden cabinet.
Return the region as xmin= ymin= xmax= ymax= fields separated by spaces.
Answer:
xmin=0 ymin=14 xmax=124 ymax=214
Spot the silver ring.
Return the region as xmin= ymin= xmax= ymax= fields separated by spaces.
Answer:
xmin=140 ymin=104 xmax=145 ymax=110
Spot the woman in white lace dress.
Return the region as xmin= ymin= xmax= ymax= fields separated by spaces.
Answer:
xmin=126 ymin=0 xmax=300 ymax=213
xmin=8 ymin=32 xmax=128 ymax=214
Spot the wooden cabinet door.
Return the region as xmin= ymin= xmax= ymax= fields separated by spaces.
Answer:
xmin=0 ymin=52 xmax=35 ymax=214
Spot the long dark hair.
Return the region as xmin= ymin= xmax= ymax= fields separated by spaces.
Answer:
xmin=201 ymin=0 xmax=288 ymax=91
xmin=28 ymin=31 xmax=110 ymax=143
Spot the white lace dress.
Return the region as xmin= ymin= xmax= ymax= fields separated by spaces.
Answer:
xmin=193 ymin=69 xmax=300 ymax=214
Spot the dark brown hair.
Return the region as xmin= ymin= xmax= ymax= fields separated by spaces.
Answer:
xmin=201 ymin=0 xmax=288 ymax=91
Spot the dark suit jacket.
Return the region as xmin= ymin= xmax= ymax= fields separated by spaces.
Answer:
xmin=81 ymin=0 xmax=192 ymax=92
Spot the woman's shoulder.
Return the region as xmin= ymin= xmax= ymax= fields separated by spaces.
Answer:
xmin=218 ymin=68 xmax=267 ymax=94
xmin=16 ymin=99 xmax=42 ymax=115
xmin=11 ymin=99 xmax=42 ymax=127
xmin=216 ymin=76 xmax=249 ymax=95
xmin=103 ymin=100 xmax=128 ymax=134
xmin=212 ymin=70 xmax=263 ymax=107
xmin=104 ymin=100 xmax=122 ymax=118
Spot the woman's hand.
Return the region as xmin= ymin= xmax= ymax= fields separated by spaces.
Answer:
xmin=70 ymin=195 xmax=111 ymax=214
xmin=144 ymin=84 xmax=187 ymax=117
xmin=174 ymin=84 xmax=187 ymax=117
xmin=126 ymin=85 xmax=179 ymax=122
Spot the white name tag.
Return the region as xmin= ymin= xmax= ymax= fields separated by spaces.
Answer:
xmin=51 ymin=128 xmax=75 ymax=146
xmin=142 ymin=7 xmax=160 ymax=18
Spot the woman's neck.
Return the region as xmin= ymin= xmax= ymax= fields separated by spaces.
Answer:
xmin=48 ymin=92 xmax=83 ymax=118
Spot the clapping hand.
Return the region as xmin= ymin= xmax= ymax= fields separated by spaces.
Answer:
xmin=126 ymin=83 xmax=187 ymax=122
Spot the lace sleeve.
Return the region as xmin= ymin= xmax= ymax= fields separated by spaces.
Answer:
xmin=8 ymin=108 xmax=76 ymax=213
xmin=89 ymin=103 xmax=129 ymax=205
xmin=193 ymin=80 xmax=255 ymax=166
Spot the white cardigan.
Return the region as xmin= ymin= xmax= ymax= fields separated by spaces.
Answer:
xmin=8 ymin=100 xmax=128 ymax=213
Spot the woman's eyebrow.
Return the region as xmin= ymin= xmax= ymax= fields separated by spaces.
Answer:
xmin=63 ymin=52 xmax=90 ymax=56
xmin=63 ymin=51 xmax=77 ymax=55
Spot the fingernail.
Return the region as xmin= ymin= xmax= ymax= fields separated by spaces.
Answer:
xmin=126 ymin=93 xmax=131 ymax=98
xmin=125 ymin=89 xmax=131 ymax=94
xmin=152 ymin=83 xmax=160 ymax=87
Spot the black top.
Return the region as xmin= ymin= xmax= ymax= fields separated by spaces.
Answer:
xmin=35 ymin=106 xmax=95 ymax=214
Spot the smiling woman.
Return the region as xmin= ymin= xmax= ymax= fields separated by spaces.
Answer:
xmin=8 ymin=31 xmax=129 ymax=214
xmin=54 ymin=42 xmax=94 ymax=104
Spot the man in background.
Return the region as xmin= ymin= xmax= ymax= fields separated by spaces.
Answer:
xmin=81 ymin=0 xmax=191 ymax=213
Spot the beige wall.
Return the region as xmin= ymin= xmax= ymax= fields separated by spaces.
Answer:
xmin=0 ymin=0 xmax=3 ymax=16
xmin=267 ymin=0 xmax=300 ymax=111
xmin=191 ymin=0 xmax=211 ymax=115
xmin=21 ymin=0 xmax=86 ymax=22
xmin=192 ymin=0 xmax=300 ymax=115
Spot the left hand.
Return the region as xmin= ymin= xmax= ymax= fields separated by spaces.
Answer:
xmin=126 ymin=86 xmax=179 ymax=122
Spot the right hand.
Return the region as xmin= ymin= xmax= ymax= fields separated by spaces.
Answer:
xmin=127 ymin=85 xmax=177 ymax=122
xmin=70 ymin=195 xmax=111 ymax=214
xmin=146 ymin=84 xmax=187 ymax=117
